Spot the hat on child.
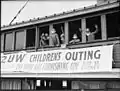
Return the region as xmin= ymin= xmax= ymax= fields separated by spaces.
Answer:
xmin=73 ymin=34 xmax=78 ymax=39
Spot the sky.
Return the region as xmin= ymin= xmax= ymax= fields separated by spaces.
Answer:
xmin=1 ymin=0 xmax=97 ymax=26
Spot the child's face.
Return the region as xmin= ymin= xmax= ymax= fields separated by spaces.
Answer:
xmin=42 ymin=33 xmax=44 ymax=36
xmin=45 ymin=33 xmax=48 ymax=36
xmin=51 ymin=29 xmax=56 ymax=33
xmin=86 ymin=28 xmax=90 ymax=36
xmin=86 ymin=28 xmax=90 ymax=32
xmin=73 ymin=34 xmax=77 ymax=39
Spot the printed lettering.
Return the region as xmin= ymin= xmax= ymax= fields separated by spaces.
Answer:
xmin=1 ymin=56 xmax=7 ymax=63
xmin=87 ymin=51 xmax=93 ymax=60
xmin=94 ymin=50 xmax=101 ymax=59
xmin=72 ymin=52 xmax=78 ymax=61
xmin=65 ymin=52 xmax=71 ymax=60
xmin=16 ymin=54 xmax=26 ymax=62
xmin=79 ymin=52 xmax=83 ymax=60
xmin=30 ymin=55 xmax=34 ymax=62
xmin=8 ymin=55 xmax=15 ymax=62
xmin=84 ymin=51 xmax=87 ymax=60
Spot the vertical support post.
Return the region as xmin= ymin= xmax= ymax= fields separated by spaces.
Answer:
xmin=1 ymin=33 xmax=5 ymax=51
xmin=24 ymin=29 xmax=27 ymax=49
xmin=49 ymin=24 xmax=53 ymax=46
xmin=12 ymin=31 xmax=15 ymax=50
xmin=81 ymin=18 xmax=86 ymax=43
xmin=64 ymin=21 xmax=69 ymax=44
xmin=101 ymin=14 xmax=107 ymax=40
xmin=35 ymin=26 xmax=39 ymax=50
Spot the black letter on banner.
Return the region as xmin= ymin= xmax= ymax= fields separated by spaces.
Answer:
xmin=1 ymin=56 xmax=7 ymax=63
xmin=84 ymin=51 xmax=87 ymax=60
xmin=87 ymin=51 xmax=93 ymax=60
xmin=65 ymin=52 xmax=71 ymax=60
xmin=47 ymin=53 xmax=51 ymax=61
xmin=30 ymin=55 xmax=34 ymax=62
xmin=79 ymin=52 xmax=83 ymax=60
xmin=58 ymin=52 xmax=62 ymax=60
xmin=72 ymin=52 xmax=78 ymax=61
xmin=16 ymin=54 xmax=26 ymax=62
xmin=94 ymin=50 xmax=101 ymax=59
xmin=8 ymin=55 xmax=15 ymax=62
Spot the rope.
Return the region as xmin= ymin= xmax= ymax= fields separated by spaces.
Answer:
xmin=9 ymin=0 xmax=29 ymax=25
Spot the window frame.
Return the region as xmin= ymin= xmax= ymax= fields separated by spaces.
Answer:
xmin=15 ymin=30 xmax=25 ymax=50
xmin=106 ymin=11 xmax=120 ymax=39
xmin=1 ymin=33 xmax=5 ymax=52
xmin=4 ymin=32 xmax=14 ymax=51
xmin=26 ymin=27 xmax=36 ymax=48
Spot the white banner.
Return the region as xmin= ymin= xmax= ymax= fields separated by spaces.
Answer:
xmin=1 ymin=45 xmax=113 ymax=73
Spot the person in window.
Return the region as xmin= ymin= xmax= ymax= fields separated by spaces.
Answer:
xmin=85 ymin=24 xmax=99 ymax=42
xmin=78 ymin=28 xmax=82 ymax=41
xmin=50 ymin=28 xmax=60 ymax=46
xmin=60 ymin=26 xmax=65 ymax=44
xmin=69 ymin=34 xmax=80 ymax=44
xmin=40 ymin=33 xmax=47 ymax=47
xmin=45 ymin=33 xmax=49 ymax=45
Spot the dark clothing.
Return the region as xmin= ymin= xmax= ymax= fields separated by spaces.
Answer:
xmin=40 ymin=38 xmax=47 ymax=47
xmin=40 ymin=35 xmax=48 ymax=47
xmin=45 ymin=36 xmax=49 ymax=45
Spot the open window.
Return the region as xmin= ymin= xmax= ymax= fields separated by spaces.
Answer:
xmin=36 ymin=79 xmax=71 ymax=90
xmin=15 ymin=30 xmax=25 ymax=50
xmin=50 ymin=80 xmax=62 ymax=90
xmin=86 ymin=16 xmax=101 ymax=42
xmin=39 ymin=26 xmax=49 ymax=47
xmin=26 ymin=28 xmax=36 ymax=48
xmin=53 ymin=23 xmax=64 ymax=45
xmin=68 ymin=20 xmax=81 ymax=44
xmin=4 ymin=32 xmax=13 ymax=51
xmin=106 ymin=12 xmax=120 ymax=39
xmin=36 ymin=80 xmax=51 ymax=90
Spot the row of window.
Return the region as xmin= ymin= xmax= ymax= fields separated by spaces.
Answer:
xmin=1 ymin=12 xmax=120 ymax=51
xmin=1 ymin=79 xmax=120 ymax=90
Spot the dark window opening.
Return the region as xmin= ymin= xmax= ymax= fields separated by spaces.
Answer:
xmin=26 ymin=28 xmax=36 ymax=48
xmin=86 ymin=16 xmax=101 ymax=42
xmin=106 ymin=12 xmax=120 ymax=38
xmin=68 ymin=20 xmax=81 ymax=44
xmin=62 ymin=80 xmax=71 ymax=90
xmin=53 ymin=23 xmax=65 ymax=45
xmin=5 ymin=32 xmax=13 ymax=51
xmin=1 ymin=79 xmax=120 ymax=90
xmin=39 ymin=26 xmax=49 ymax=47
xmin=36 ymin=80 xmax=52 ymax=90
xmin=36 ymin=79 xmax=71 ymax=90
xmin=51 ymin=80 xmax=62 ymax=90
xmin=36 ymin=80 xmax=45 ymax=89
xmin=15 ymin=31 xmax=25 ymax=50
